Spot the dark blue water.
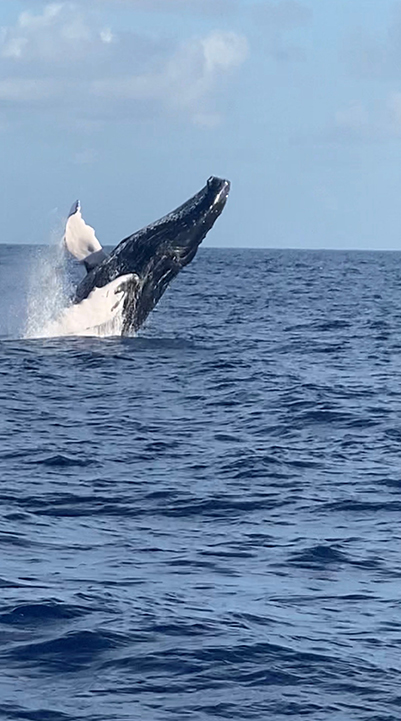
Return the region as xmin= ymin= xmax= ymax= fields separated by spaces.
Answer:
xmin=0 ymin=245 xmax=401 ymax=721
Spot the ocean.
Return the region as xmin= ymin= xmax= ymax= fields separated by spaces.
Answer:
xmin=0 ymin=244 xmax=400 ymax=721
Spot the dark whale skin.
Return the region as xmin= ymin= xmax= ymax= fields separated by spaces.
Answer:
xmin=74 ymin=176 xmax=230 ymax=335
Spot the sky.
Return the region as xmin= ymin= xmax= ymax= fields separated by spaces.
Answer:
xmin=1 ymin=0 xmax=401 ymax=249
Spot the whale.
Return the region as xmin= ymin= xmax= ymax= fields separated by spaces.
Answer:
xmin=62 ymin=176 xmax=230 ymax=337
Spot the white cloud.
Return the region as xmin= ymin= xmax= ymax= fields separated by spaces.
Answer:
xmin=324 ymin=95 xmax=401 ymax=144
xmin=386 ymin=91 xmax=401 ymax=136
xmin=335 ymin=102 xmax=370 ymax=132
xmin=1 ymin=37 xmax=28 ymax=60
xmin=0 ymin=2 xmax=248 ymax=126
xmin=323 ymin=101 xmax=383 ymax=144
xmin=100 ymin=28 xmax=114 ymax=44
xmin=163 ymin=32 xmax=248 ymax=112
xmin=202 ymin=31 xmax=247 ymax=72
xmin=94 ymin=0 xmax=237 ymax=14
xmin=19 ymin=3 xmax=64 ymax=29
xmin=72 ymin=148 xmax=98 ymax=164
xmin=389 ymin=92 xmax=401 ymax=123
xmin=0 ymin=78 xmax=60 ymax=102
xmin=0 ymin=3 xmax=98 ymax=62
xmin=91 ymin=31 xmax=248 ymax=124
xmin=330 ymin=7 xmax=401 ymax=143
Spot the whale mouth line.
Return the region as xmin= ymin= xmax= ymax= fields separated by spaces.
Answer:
xmin=211 ymin=180 xmax=230 ymax=207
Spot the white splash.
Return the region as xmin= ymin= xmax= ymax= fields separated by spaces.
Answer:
xmin=30 ymin=274 xmax=134 ymax=338
xmin=24 ymin=242 xmax=72 ymax=339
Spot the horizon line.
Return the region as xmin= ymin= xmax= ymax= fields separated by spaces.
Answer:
xmin=0 ymin=242 xmax=400 ymax=253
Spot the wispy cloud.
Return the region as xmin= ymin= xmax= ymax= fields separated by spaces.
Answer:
xmin=344 ymin=5 xmax=401 ymax=80
xmin=92 ymin=31 xmax=248 ymax=126
xmin=334 ymin=102 xmax=371 ymax=137
xmin=0 ymin=2 xmax=248 ymax=126
xmin=72 ymin=148 xmax=98 ymax=164
xmin=0 ymin=3 xmax=108 ymax=62
xmin=323 ymin=95 xmax=401 ymax=144
xmin=252 ymin=0 xmax=312 ymax=62
xmin=330 ymin=5 xmax=401 ymax=143
xmin=254 ymin=0 xmax=311 ymax=29
xmin=93 ymin=0 xmax=238 ymax=14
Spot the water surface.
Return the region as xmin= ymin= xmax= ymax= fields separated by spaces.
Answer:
xmin=0 ymin=245 xmax=400 ymax=720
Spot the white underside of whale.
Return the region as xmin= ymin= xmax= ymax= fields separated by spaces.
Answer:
xmin=64 ymin=201 xmax=102 ymax=260
xmin=33 ymin=274 xmax=135 ymax=338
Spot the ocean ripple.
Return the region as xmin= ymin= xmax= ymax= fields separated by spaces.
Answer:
xmin=0 ymin=247 xmax=400 ymax=720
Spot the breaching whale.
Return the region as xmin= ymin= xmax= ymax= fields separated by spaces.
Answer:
xmin=61 ymin=176 xmax=230 ymax=337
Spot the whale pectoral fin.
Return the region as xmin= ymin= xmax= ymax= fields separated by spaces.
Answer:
xmin=64 ymin=200 xmax=107 ymax=272
xmin=83 ymin=249 xmax=108 ymax=272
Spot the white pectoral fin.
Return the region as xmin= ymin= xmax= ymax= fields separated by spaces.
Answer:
xmin=64 ymin=200 xmax=107 ymax=271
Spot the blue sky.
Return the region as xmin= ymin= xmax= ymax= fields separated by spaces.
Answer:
xmin=1 ymin=0 xmax=401 ymax=249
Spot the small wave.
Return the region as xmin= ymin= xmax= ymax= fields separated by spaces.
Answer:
xmin=0 ymin=602 xmax=88 ymax=626
xmin=31 ymin=455 xmax=96 ymax=468
xmin=0 ymin=577 xmax=35 ymax=589
xmin=0 ymin=532 xmax=32 ymax=548
xmin=284 ymin=544 xmax=382 ymax=571
xmin=0 ymin=706 xmax=77 ymax=721
xmin=288 ymin=544 xmax=349 ymax=567
xmin=15 ymin=493 xmax=133 ymax=518
xmin=160 ymin=495 xmax=289 ymax=519
xmin=8 ymin=629 xmax=126 ymax=671
xmin=319 ymin=499 xmax=401 ymax=513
